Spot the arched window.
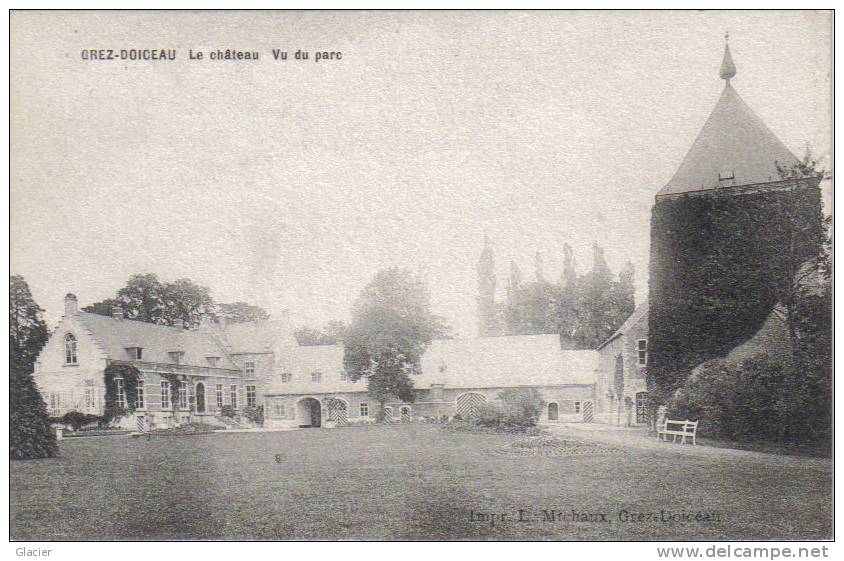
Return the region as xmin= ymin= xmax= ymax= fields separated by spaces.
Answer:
xmin=64 ymin=333 xmax=78 ymax=365
xmin=547 ymin=402 xmax=559 ymax=421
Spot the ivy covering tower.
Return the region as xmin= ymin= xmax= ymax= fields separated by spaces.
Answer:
xmin=647 ymin=36 xmax=825 ymax=405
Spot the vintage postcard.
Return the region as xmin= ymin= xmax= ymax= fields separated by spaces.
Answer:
xmin=9 ymin=9 xmax=833 ymax=545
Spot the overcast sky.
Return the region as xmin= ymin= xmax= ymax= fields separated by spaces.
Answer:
xmin=11 ymin=10 xmax=832 ymax=337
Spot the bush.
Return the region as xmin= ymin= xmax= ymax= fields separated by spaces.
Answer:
xmin=475 ymin=403 xmax=504 ymax=428
xmin=61 ymin=411 xmax=103 ymax=431
xmin=498 ymin=387 xmax=545 ymax=427
xmin=220 ymin=405 xmax=236 ymax=418
xmin=10 ymin=364 xmax=58 ymax=460
xmin=667 ymin=353 xmax=829 ymax=445
xmin=243 ymin=406 xmax=263 ymax=425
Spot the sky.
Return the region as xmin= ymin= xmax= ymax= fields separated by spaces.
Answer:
xmin=11 ymin=11 xmax=832 ymax=337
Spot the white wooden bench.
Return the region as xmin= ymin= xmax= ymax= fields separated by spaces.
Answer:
xmin=656 ymin=419 xmax=699 ymax=445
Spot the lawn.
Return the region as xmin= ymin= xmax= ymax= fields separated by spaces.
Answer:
xmin=10 ymin=424 xmax=832 ymax=541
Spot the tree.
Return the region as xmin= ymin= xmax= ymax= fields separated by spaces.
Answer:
xmin=216 ymin=302 xmax=270 ymax=324
xmin=115 ymin=273 xmax=167 ymax=323
xmin=10 ymin=275 xmax=58 ymax=459
xmin=160 ymin=278 xmax=215 ymax=328
xmin=85 ymin=274 xmax=268 ymax=329
xmin=343 ymin=268 xmax=448 ymax=418
xmin=10 ymin=275 xmax=49 ymax=368
xmin=294 ymin=320 xmax=348 ymax=346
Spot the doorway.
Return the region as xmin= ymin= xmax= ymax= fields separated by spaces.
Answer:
xmin=195 ymin=382 xmax=205 ymax=413
xmin=297 ymin=397 xmax=322 ymax=428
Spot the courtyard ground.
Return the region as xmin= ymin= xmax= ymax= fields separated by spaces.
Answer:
xmin=10 ymin=424 xmax=832 ymax=541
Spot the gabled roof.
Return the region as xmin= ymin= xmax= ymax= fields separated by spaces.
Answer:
xmin=75 ymin=312 xmax=239 ymax=370
xmin=597 ymin=301 xmax=648 ymax=350
xmin=658 ymin=44 xmax=799 ymax=196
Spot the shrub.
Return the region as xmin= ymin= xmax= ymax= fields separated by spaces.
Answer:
xmin=666 ymin=353 xmax=829 ymax=445
xmin=220 ymin=405 xmax=236 ymax=418
xmin=498 ymin=387 xmax=545 ymax=427
xmin=475 ymin=403 xmax=504 ymax=428
xmin=62 ymin=411 xmax=102 ymax=431
xmin=243 ymin=406 xmax=263 ymax=425
xmin=10 ymin=364 xmax=58 ymax=460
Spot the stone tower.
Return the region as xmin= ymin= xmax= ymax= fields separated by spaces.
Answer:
xmin=648 ymin=35 xmax=824 ymax=400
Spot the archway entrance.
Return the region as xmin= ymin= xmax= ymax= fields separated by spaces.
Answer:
xmin=195 ymin=383 xmax=206 ymax=413
xmin=547 ymin=402 xmax=559 ymax=421
xmin=297 ymin=397 xmax=322 ymax=428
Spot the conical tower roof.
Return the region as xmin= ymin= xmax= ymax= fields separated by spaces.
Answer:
xmin=658 ymin=40 xmax=798 ymax=196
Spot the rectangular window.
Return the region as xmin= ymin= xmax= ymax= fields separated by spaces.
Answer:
xmin=637 ymin=339 xmax=648 ymax=366
xmin=179 ymin=382 xmax=188 ymax=408
xmin=216 ymin=384 xmax=224 ymax=408
xmin=281 ymin=372 xmax=292 ymax=383
xmin=115 ymin=378 xmax=126 ymax=409
xmin=244 ymin=361 xmax=256 ymax=375
xmin=274 ymin=400 xmax=285 ymax=417
xmin=161 ymin=381 xmax=170 ymax=409
xmin=136 ymin=348 xmax=143 ymax=360
xmin=359 ymin=402 xmax=369 ymax=417
xmin=574 ymin=401 xmax=582 ymax=414
xmin=207 ymin=356 xmax=219 ymax=367
xmin=311 ymin=372 xmax=322 ymax=383
xmin=136 ymin=382 xmax=145 ymax=409
xmin=246 ymin=385 xmax=256 ymax=408
xmin=230 ymin=385 xmax=238 ymax=409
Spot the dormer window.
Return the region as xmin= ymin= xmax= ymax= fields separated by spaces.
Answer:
xmin=126 ymin=347 xmax=143 ymax=361
xmin=168 ymin=351 xmax=185 ymax=364
xmin=207 ymin=356 xmax=220 ymax=367
xmin=64 ymin=333 xmax=78 ymax=365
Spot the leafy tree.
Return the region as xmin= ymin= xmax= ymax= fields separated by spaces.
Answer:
xmin=294 ymin=320 xmax=348 ymax=346
xmin=498 ymin=242 xmax=634 ymax=348
xmin=161 ymin=278 xmax=215 ymax=328
xmin=116 ymin=273 xmax=168 ymax=323
xmin=86 ymin=274 xmax=267 ymax=329
xmin=9 ymin=275 xmax=57 ymax=459
xmin=216 ymin=302 xmax=270 ymax=324
xmin=10 ymin=275 xmax=49 ymax=367
xmin=343 ymin=268 xmax=448 ymax=417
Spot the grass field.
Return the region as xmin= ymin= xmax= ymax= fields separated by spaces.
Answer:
xmin=10 ymin=424 xmax=832 ymax=541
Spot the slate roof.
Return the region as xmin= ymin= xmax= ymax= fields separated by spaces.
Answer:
xmin=596 ymin=301 xmax=648 ymax=350
xmin=264 ymin=334 xmax=597 ymax=395
xmin=658 ymin=83 xmax=798 ymax=196
xmin=75 ymin=312 xmax=239 ymax=370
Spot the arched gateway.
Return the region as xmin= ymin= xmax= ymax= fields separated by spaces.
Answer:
xmin=297 ymin=397 xmax=322 ymax=428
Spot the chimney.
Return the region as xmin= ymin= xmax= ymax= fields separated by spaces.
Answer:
xmin=173 ymin=318 xmax=185 ymax=330
xmin=64 ymin=293 xmax=78 ymax=316
xmin=112 ymin=305 xmax=124 ymax=320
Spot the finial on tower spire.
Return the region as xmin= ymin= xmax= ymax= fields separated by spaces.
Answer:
xmin=719 ymin=31 xmax=737 ymax=82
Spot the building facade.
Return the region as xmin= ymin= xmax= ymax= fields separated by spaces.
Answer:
xmin=262 ymin=334 xmax=598 ymax=428
xmin=34 ymin=294 xmax=262 ymax=429
xmin=594 ymin=302 xmax=649 ymax=426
